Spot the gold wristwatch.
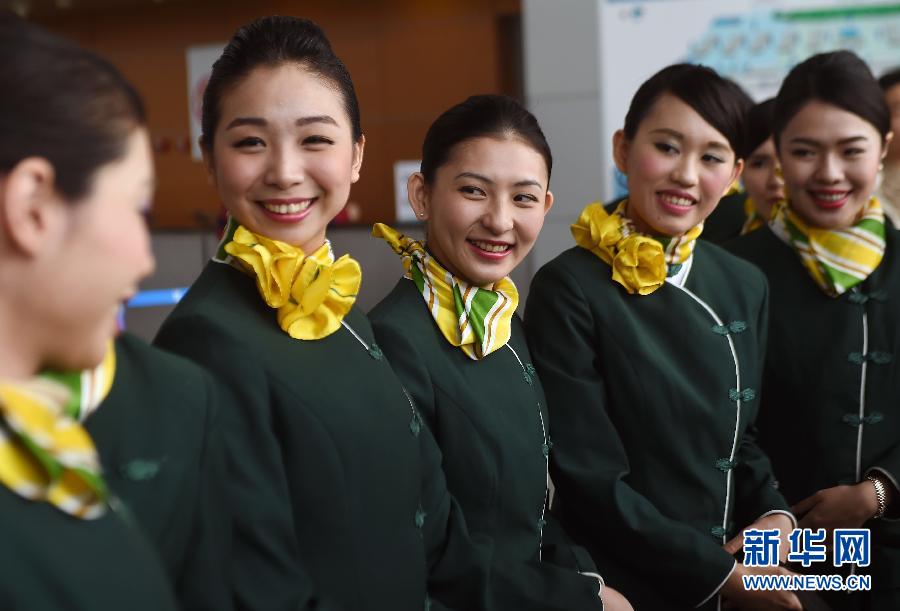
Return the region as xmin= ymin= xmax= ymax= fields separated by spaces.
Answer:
xmin=866 ymin=473 xmax=889 ymax=519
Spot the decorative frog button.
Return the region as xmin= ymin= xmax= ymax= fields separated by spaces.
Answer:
xmin=415 ymin=505 xmax=427 ymax=529
xmin=119 ymin=459 xmax=163 ymax=482
xmin=409 ymin=411 xmax=423 ymax=437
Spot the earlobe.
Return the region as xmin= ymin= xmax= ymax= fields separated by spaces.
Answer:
xmin=722 ymin=159 xmax=744 ymax=197
xmin=730 ymin=158 xmax=745 ymax=186
xmin=351 ymin=135 xmax=366 ymax=184
xmin=407 ymin=172 xmax=428 ymax=220
xmin=612 ymin=130 xmax=629 ymax=174
xmin=0 ymin=157 xmax=62 ymax=257
xmin=883 ymin=132 xmax=894 ymax=160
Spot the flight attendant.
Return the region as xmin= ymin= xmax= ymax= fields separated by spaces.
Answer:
xmin=526 ymin=63 xmax=801 ymax=610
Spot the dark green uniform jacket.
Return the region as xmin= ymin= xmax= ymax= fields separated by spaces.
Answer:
xmin=702 ymin=192 xmax=748 ymax=244
xmin=525 ymin=243 xmax=791 ymax=610
xmin=87 ymin=333 xmax=229 ymax=611
xmin=0 ymin=446 xmax=176 ymax=610
xmin=155 ymin=260 xmax=591 ymax=611
xmin=370 ymin=278 xmax=605 ymax=611
xmin=727 ymin=225 xmax=900 ymax=609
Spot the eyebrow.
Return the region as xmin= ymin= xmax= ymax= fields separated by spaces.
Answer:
xmin=649 ymin=127 xmax=730 ymax=151
xmin=224 ymin=115 xmax=339 ymax=130
xmin=454 ymin=171 xmax=544 ymax=189
xmin=789 ymin=135 xmax=871 ymax=146
xmin=297 ymin=115 xmax=338 ymax=127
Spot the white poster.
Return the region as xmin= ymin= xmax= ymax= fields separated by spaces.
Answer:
xmin=600 ymin=0 xmax=900 ymax=198
xmin=186 ymin=43 xmax=226 ymax=161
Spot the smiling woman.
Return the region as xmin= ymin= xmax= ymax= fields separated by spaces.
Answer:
xmin=204 ymin=63 xmax=363 ymax=252
xmin=727 ymin=51 xmax=900 ymax=611
xmin=369 ymin=94 xmax=631 ymax=611
xmin=409 ymin=125 xmax=552 ymax=287
xmin=613 ymin=92 xmax=742 ymax=237
xmin=526 ymin=64 xmax=803 ymax=610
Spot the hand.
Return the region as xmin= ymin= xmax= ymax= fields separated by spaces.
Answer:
xmin=792 ymin=483 xmax=878 ymax=533
xmin=724 ymin=513 xmax=793 ymax=563
xmin=720 ymin=564 xmax=803 ymax=610
xmin=599 ymin=585 xmax=633 ymax=611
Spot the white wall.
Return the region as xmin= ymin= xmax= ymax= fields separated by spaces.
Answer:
xmin=522 ymin=0 xmax=606 ymax=280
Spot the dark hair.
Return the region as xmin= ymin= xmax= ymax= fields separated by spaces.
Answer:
xmin=739 ymin=98 xmax=776 ymax=159
xmin=0 ymin=14 xmax=145 ymax=201
xmin=773 ymin=51 xmax=890 ymax=145
xmin=622 ymin=63 xmax=751 ymax=157
xmin=420 ymin=94 xmax=552 ymax=185
xmin=201 ymin=16 xmax=361 ymax=150
xmin=879 ymin=67 xmax=900 ymax=92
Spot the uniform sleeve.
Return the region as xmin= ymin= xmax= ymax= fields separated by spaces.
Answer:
xmin=155 ymin=315 xmax=345 ymax=611
xmin=373 ymin=321 xmax=604 ymax=611
xmin=731 ymin=278 xmax=794 ymax=529
xmin=524 ymin=261 xmax=736 ymax=608
xmin=174 ymin=373 xmax=232 ymax=611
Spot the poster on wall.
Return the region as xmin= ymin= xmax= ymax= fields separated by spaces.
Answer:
xmin=186 ymin=43 xmax=226 ymax=161
xmin=600 ymin=0 xmax=900 ymax=199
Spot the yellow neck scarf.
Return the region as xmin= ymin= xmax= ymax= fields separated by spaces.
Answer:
xmin=769 ymin=197 xmax=886 ymax=297
xmin=373 ymin=223 xmax=518 ymax=360
xmin=0 ymin=347 xmax=114 ymax=519
xmin=740 ymin=196 xmax=766 ymax=235
xmin=571 ymin=200 xmax=703 ymax=295
xmin=219 ymin=219 xmax=361 ymax=340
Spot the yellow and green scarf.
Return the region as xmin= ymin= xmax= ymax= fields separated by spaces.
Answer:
xmin=373 ymin=223 xmax=518 ymax=360
xmin=216 ymin=218 xmax=361 ymax=340
xmin=571 ymin=200 xmax=703 ymax=295
xmin=769 ymin=197 xmax=886 ymax=297
xmin=41 ymin=344 xmax=116 ymax=422
xmin=0 ymin=346 xmax=115 ymax=519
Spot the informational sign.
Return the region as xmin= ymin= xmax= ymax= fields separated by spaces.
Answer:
xmin=600 ymin=0 xmax=900 ymax=199
xmin=185 ymin=43 xmax=226 ymax=161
